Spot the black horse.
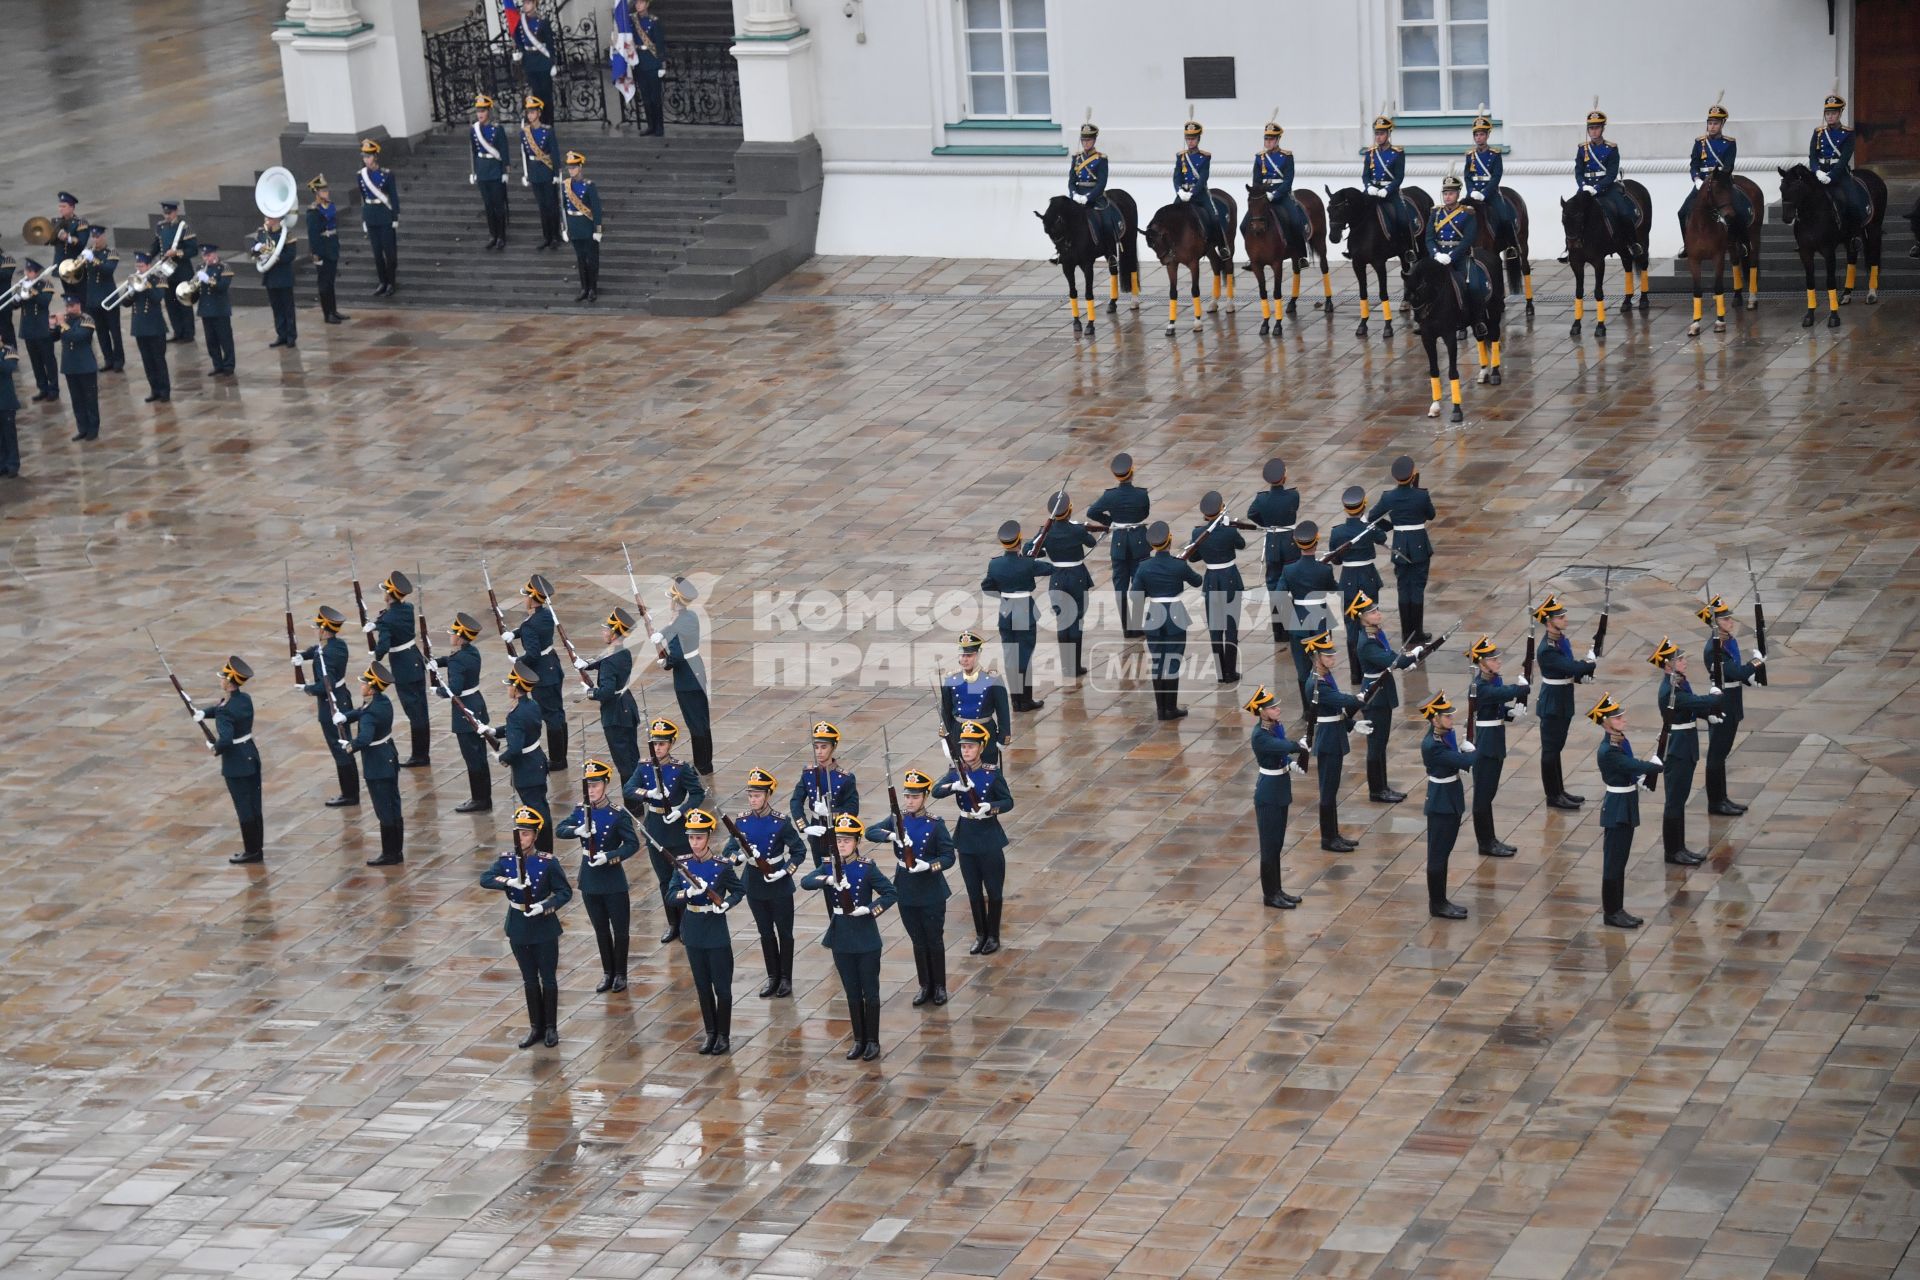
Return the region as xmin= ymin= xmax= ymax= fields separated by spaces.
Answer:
xmin=1037 ymin=191 xmax=1142 ymax=337
xmin=1143 ymin=189 xmax=1238 ymax=335
xmin=1777 ymin=163 xmax=1887 ymax=328
xmin=1559 ymin=180 xmax=1650 ymax=340
xmin=1325 ymin=184 xmax=1433 ymax=339
xmin=1406 ymin=252 xmax=1505 ymax=425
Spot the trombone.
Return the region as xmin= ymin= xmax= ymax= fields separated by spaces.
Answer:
xmin=102 ymin=259 xmax=166 ymax=311
xmin=0 ymin=268 xmax=50 ymax=311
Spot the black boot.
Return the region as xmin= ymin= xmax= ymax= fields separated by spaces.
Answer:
xmin=692 ymin=733 xmax=715 ymax=777
xmin=1320 ymin=804 xmax=1356 ymax=853
xmin=758 ymin=935 xmax=781 ymax=997
xmin=400 ymin=721 xmax=430 ymax=767
xmin=367 ymin=822 xmax=404 ymax=866
xmin=1367 ymin=756 xmax=1404 ymax=804
xmin=967 ymin=895 xmax=989 ymax=954
xmin=1160 ymin=675 xmax=1187 ymax=721
xmin=327 ymin=761 xmax=360 ymax=807
xmin=911 ymin=943 xmax=932 ymax=1006
xmin=456 ymin=772 xmax=491 ymax=813
xmin=660 ymin=901 xmax=681 ymax=944
xmin=546 ymin=724 xmax=568 ymax=774
xmin=1062 ymin=638 xmax=1086 ymax=678
xmin=1544 ymin=757 xmax=1582 ymax=810
xmin=711 ymin=995 xmax=731 ymax=1055
xmin=860 ymin=1001 xmax=881 ymax=1059
xmin=695 ymin=985 xmax=718 ymax=1053
xmin=845 ymin=996 xmax=867 ymax=1059
xmin=775 ymin=943 xmax=793 ymax=998
xmin=229 ymin=819 xmax=264 ymax=864
xmin=1602 ymin=877 xmax=1641 ymax=928
xmin=1398 ymin=599 xmax=1417 ymax=647
xmin=1706 ymin=761 xmax=1746 ymax=815
xmin=1429 ymin=867 xmax=1466 ymax=918
xmin=517 ymin=986 xmax=543 ymax=1048
xmin=983 ymin=900 xmax=1003 ymax=954
xmin=1663 ymin=812 xmax=1703 ymax=866
xmin=930 ymin=945 xmax=949 ymax=1005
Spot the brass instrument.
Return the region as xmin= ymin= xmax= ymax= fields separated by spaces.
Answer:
xmin=1 ymin=269 xmax=49 ymax=310
xmin=251 ymin=168 xmax=299 ymax=273
xmin=103 ymin=259 xmax=165 ymax=311
xmin=21 ymin=217 xmax=54 ymax=246
xmin=175 ymin=276 xmax=205 ymax=306
xmin=57 ymin=256 xmax=87 ymax=286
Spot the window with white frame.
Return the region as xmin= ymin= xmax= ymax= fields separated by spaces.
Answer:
xmin=961 ymin=0 xmax=1051 ymax=119
xmin=1397 ymin=0 xmax=1488 ymax=114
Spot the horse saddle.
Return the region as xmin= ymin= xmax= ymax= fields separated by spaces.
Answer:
xmin=1376 ymin=195 xmax=1417 ymax=246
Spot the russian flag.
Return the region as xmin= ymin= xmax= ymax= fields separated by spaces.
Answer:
xmin=501 ymin=0 xmax=522 ymax=38
xmin=609 ymin=0 xmax=637 ymax=103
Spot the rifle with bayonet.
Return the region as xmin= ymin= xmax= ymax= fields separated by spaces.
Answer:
xmin=416 ymin=563 xmax=441 ymax=695
xmin=1591 ymin=565 xmax=1612 ymax=658
xmin=1022 ymin=472 xmax=1074 ymax=557
xmin=720 ymin=811 xmax=780 ymax=880
xmin=1322 ymin=513 xmax=1392 ymax=566
xmin=1347 ymin=620 xmax=1458 ymax=727
xmin=148 ymin=628 xmax=216 ymax=745
xmin=1746 ymin=549 xmax=1768 ymax=686
xmin=1520 ymin=581 xmax=1537 ymax=705
xmin=1647 ymin=671 xmax=1674 ymax=793
xmin=347 ymin=531 xmax=374 ymax=653
xmin=549 ymin=602 xmax=596 ymax=693
xmin=1179 ymin=493 xmax=1243 ymax=561
xmin=883 ymin=727 xmax=917 ymax=870
xmin=620 ymin=541 xmax=673 ymax=663
xmin=480 ymin=558 xmax=519 ymax=658
xmin=284 ymin=562 xmax=303 ymax=685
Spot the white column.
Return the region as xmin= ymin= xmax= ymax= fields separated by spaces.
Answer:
xmin=283 ymin=0 xmax=314 ymax=23
xmin=303 ymin=0 xmax=364 ymax=37
xmin=741 ymin=0 xmax=802 ymax=38
xmin=732 ymin=0 xmax=817 ymax=144
xmin=277 ymin=0 xmax=431 ymax=140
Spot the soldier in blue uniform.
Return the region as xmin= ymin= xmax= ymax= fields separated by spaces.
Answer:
xmin=342 ymin=661 xmax=405 ymax=866
xmin=792 ymin=720 xmax=858 ymax=937
xmin=1037 ymin=488 xmax=1098 ymax=679
xmin=581 ymin=607 xmax=641 ymax=786
xmin=54 ymin=298 xmax=100 ymax=442
xmin=937 ymin=720 xmax=1015 ymax=955
xmin=942 ymin=631 xmax=1011 ymax=764
xmin=625 ymin=716 xmax=706 ymax=941
xmin=0 ymin=341 xmax=18 ymax=478
xmin=249 ymin=214 xmax=296 ymax=348
xmin=513 ymin=0 xmax=557 ymax=120
xmin=1418 ymin=692 xmax=1477 ymax=918
xmin=1304 ymin=631 xmax=1362 ymax=852
xmin=1464 ymin=636 xmax=1525 ymax=858
xmin=1363 ymin=114 xmax=1415 ymax=269
xmin=305 ymin=176 xmax=349 ymax=324
xmin=1353 ymin=591 xmax=1427 ymax=804
xmin=1329 ymin=486 xmax=1386 ymax=686
xmin=492 ymin=660 xmax=554 ymax=851
xmin=432 ymin=611 xmax=492 ymax=812
xmin=983 ymin=518 xmax=1050 ymax=711
xmin=1245 ymin=685 xmax=1308 ymax=909
xmin=803 ymin=815 xmax=898 ymax=1061
xmin=357 ymin=139 xmax=401 ymax=296
xmin=632 ymin=0 xmax=669 ymax=137
xmin=17 ymin=261 xmax=59 ymax=403
xmin=520 ymin=98 xmax=563 ymax=251
xmin=1069 ymin=119 xmax=1124 ymax=250
xmin=1591 ymin=693 xmax=1661 ymax=929
xmin=1699 ymin=595 xmax=1762 ymax=817
xmin=1533 ymin=594 xmax=1597 ymax=810
xmin=199 ymin=656 xmax=265 ymax=865
xmin=866 ymin=767 xmax=958 ymax=1006
xmin=151 ymin=200 xmax=197 ymax=342
xmin=1679 ymin=97 xmax=1752 ymax=256
xmin=80 ymin=227 xmax=124 ymax=373
xmin=126 ymin=252 xmax=172 ymax=403
xmin=1187 ymin=490 xmax=1247 ymax=684
xmin=669 ymin=810 xmax=746 ymax=1054
xmin=50 ymin=193 xmax=89 ymax=294
xmin=1810 ymin=93 xmax=1869 ymax=240
xmin=1131 ymin=520 xmax=1203 ymax=721
xmin=480 ymin=806 xmax=573 ymax=1048
xmin=1086 ymin=452 xmax=1152 ymax=637
xmin=1174 ymin=115 xmax=1229 ymax=258
xmin=501 ymin=573 xmax=568 ymax=771
xmin=1463 ymin=111 xmax=1517 ymax=257
xmin=1246 ymin=458 xmax=1301 ymax=645
xmin=193 ymin=245 xmax=234 ymax=377
xmin=1280 ymin=521 xmax=1338 ymax=725
xmin=724 ymin=767 xmax=808 ymax=998
xmin=556 ymin=759 xmax=641 ymax=994
xmin=1576 ymin=106 xmax=1638 ymax=246
xmin=1255 ymin=120 xmax=1310 ymax=265
xmin=1367 ymin=455 xmax=1438 ymax=647
xmin=1428 ymin=171 xmax=1491 ymax=341
xmin=301 ymin=606 xmax=360 ymax=808
xmin=367 ymin=570 xmax=430 ymax=767
xmin=651 ymin=577 xmax=713 ymax=776
xmin=469 ymin=94 xmax=511 ymax=250
xmin=1649 ymin=637 xmax=1720 ymax=867
xmin=562 ymin=151 xmax=603 ymax=302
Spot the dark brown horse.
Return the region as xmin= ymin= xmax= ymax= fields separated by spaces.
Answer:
xmin=1144 ymin=189 xmax=1238 ymax=334
xmin=1778 ymin=162 xmax=1888 ymax=328
xmin=1472 ymin=187 xmax=1535 ymax=317
xmin=1559 ymin=180 xmax=1651 ymax=339
xmin=1679 ymin=170 xmax=1764 ymax=335
xmin=1406 ymin=252 xmax=1506 ymax=424
xmin=1240 ymin=187 xmax=1331 ymax=334
xmin=1036 ymin=192 xmax=1142 ymax=337
xmin=1324 ymin=184 xmax=1433 ymax=339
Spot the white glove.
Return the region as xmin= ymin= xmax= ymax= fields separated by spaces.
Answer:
xmin=1408 ymin=646 xmax=1426 ymax=662
xmin=1467 ymin=190 xmax=1482 ymax=201
xmin=1692 ymin=177 xmax=1704 ymax=190
xmin=712 ymin=899 xmax=731 ymax=913
xmin=1176 ymin=190 xmax=1192 ymax=202
xmin=1647 ymin=754 xmax=1662 ymax=767
xmin=392 ymin=220 xmax=399 ymax=229
xmin=338 ymin=739 xmax=354 ymax=752
xmin=891 ymin=833 xmax=910 ymax=849
xmin=811 ymin=798 xmax=831 ymax=817
xmin=1460 ymin=739 xmax=1477 ymax=754
xmin=1709 ymin=685 xmax=1723 ymax=696
xmin=658 ymin=68 xmax=666 ymax=79
xmin=1297 ymin=739 xmax=1312 ymax=753
xmin=1750 ymin=652 xmax=1765 ymax=667
xmin=645 ymin=786 xmax=667 ymax=802
xmin=503 ymin=876 xmax=528 ymax=890
xmin=520 ymin=176 xmax=529 ymax=188
xmin=803 ymin=824 xmax=826 ymax=837
xmin=1514 ymin=676 xmax=1528 ymax=689
xmin=1355 ymin=720 xmax=1374 ymax=736
xmin=523 ymin=901 xmax=546 ymax=917
xmin=192 ymin=708 xmax=207 ymax=723
xmin=592 ymin=231 xmax=602 ymax=243
xmin=1744 ymin=676 xmax=1757 ymax=687
xmin=1433 ymin=253 xmax=1452 ymax=265
xmin=655 ymin=657 xmax=668 ymax=670
xmin=196 ymin=270 xmax=210 ymax=283
xmin=500 ymin=628 xmax=517 ymax=644
xmin=468 ymin=174 xmax=476 ymax=186
xmin=663 ymin=807 xmax=682 ymax=824
xmin=82 ymin=249 xmax=95 ymax=263
xmin=331 ymin=712 xmax=347 ymax=726
xmin=475 ymin=722 xmax=495 ymax=738
xmin=292 ymin=654 xmax=304 ymax=667
xmin=1070 ymin=193 xmax=1087 ymax=205
xmin=426 ymin=659 xmax=442 ymax=676
xmin=1709 ymin=714 xmax=1725 ymax=725
xmin=1288 ymin=760 xmax=1306 ymax=776
xmin=1503 ymin=706 xmax=1519 ymax=722
xmin=1584 ymin=648 xmax=1598 ymax=663
xmin=649 ymin=631 xmax=664 ymax=646
xmin=1816 ymin=170 xmax=1832 ymax=184
xmin=572 ymin=657 xmax=589 ymax=671
xmin=1580 ymin=185 xmax=1597 ymax=196
xmin=513 ymin=51 xmax=523 ymax=62
xmin=589 ymin=852 xmax=609 ymax=867
xmin=206 ymin=741 xmax=217 ymax=752
xmin=849 ymin=905 xmax=872 ymax=917
xmin=363 ymin=621 xmax=378 ymax=634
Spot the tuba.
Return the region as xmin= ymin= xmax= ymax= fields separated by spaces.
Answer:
xmin=251 ymin=167 xmax=299 ymax=274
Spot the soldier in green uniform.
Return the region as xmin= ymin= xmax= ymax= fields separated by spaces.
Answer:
xmin=1131 ymin=520 xmax=1203 ymax=721
xmin=1187 ymin=489 xmax=1247 ymax=684
xmin=357 ymin=139 xmax=401 ymax=296
xmin=342 ymin=661 xmax=405 ymax=866
xmin=1329 ymin=486 xmax=1386 ymax=686
xmin=1533 ymin=593 xmax=1598 ymax=810
xmin=562 ymin=150 xmax=603 ymax=302
xmin=724 ymin=767 xmax=808 ymax=999
xmin=0 ymin=340 xmax=18 ymax=477
xmin=557 ymin=759 xmax=642 ymax=994
xmin=1699 ymin=595 xmax=1762 ymax=816
xmin=253 ymin=211 xmax=297 ymax=348
xmin=54 ymin=297 xmax=100 ymax=441
xmin=199 ymin=656 xmax=264 ymax=864
xmin=1085 ymin=453 xmax=1152 ymax=637
xmin=941 ymin=631 xmax=1011 ymax=765
xmin=126 ymin=252 xmax=171 ymax=403
xmin=864 ymin=767 xmax=958 ymax=1007
xmin=1464 ymin=636 xmax=1525 ymax=857
xmin=1418 ymin=692 xmax=1477 ymax=918
xmin=480 ymin=806 xmax=573 ymax=1048
xmin=305 ymin=175 xmax=349 ymax=324
xmin=1280 ymin=521 xmax=1339 ymax=725
xmin=982 ymin=519 xmax=1051 ymax=711
xmin=520 ymin=97 xmax=563 ymax=250
xmin=151 ymin=200 xmax=197 ymax=342
xmin=668 ymin=809 xmax=747 ymax=1054
xmin=368 ymin=570 xmax=430 ymax=767
xmin=1591 ymin=692 xmax=1662 ymax=929
xmin=17 ymin=260 xmax=58 ymax=403
xmin=581 ymin=606 xmax=642 ymax=786
xmin=802 ymin=815 xmax=899 ymax=1062
xmin=433 ymin=612 xmax=492 ymax=812
xmin=1352 ymin=590 xmax=1425 ymax=804
xmin=490 ymin=660 xmax=553 ymax=852
xmin=1245 ymin=684 xmax=1308 ymax=909
xmin=1648 ymin=637 xmax=1720 ymax=867
xmin=1246 ymin=458 xmax=1301 ymax=646
xmin=192 ymin=244 xmax=234 ymax=377
xmin=80 ymin=227 xmax=124 ymax=372
xmin=1305 ymin=631 xmax=1362 ymax=852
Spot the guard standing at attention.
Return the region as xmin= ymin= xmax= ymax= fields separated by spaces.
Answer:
xmin=983 ymin=519 xmax=1051 ymax=711
xmin=513 ymin=0 xmax=558 ymax=117
xmin=669 ymin=809 xmax=746 ymax=1055
xmin=433 ymin=611 xmax=492 ymax=812
xmin=942 ymin=631 xmax=1011 ymax=764
xmin=1086 ymin=452 xmax=1152 ymax=637
xmin=1533 ymin=593 xmax=1597 ymax=810
xmin=201 ymin=656 xmax=265 ymax=865
xmin=1037 ymin=488 xmax=1098 ymax=679
xmin=1419 ymin=692 xmax=1477 ymax=918
xmin=1305 ymin=631 xmax=1362 ymax=852
xmin=581 ymin=607 xmax=642 ymax=786
xmin=126 ymin=252 xmax=172 ymax=403
xmin=17 ymin=261 xmax=58 ymax=403
xmin=1329 ymin=486 xmax=1386 ymax=686
xmin=470 ymin=94 xmax=511 ymax=250
xmin=520 ymin=98 xmax=563 ymax=251
xmin=80 ymin=226 xmax=124 ymax=372
xmin=1591 ymin=692 xmax=1662 ymax=929
xmin=368 ymin=570 xmax=430 ymax=768
xmin=562 ymin=151 xmax=603 ymax=302
xmin=1280 ymin=521 xmax=1339 ymax=725
xmin=305 ymin=175 xmax=349 ymax=324
xmin=193 ymin=244 xmax=235 ymax=377
xmin=1649 ymin=637 xmax=1720 ymax=866
xmin=624 ymin=717 xmax=706 ymax=942
xmin=557 ymin=759 xmax=641 ymax=994
xmin=491 ymin=660 xmax=554 ymax=851
xmin=1132 ymin=520 xmax=1203 ymax=722
xmin=255 ymin=214 xmax=297 ymax=349
xmin=1353 ymin=591 xmax=1425 ymax=804
xmin=652 ymin=577 xmax=714 ymax=776
xmin=503 ymin=573 xmax=569 ymax=772
xmin=1245 ymin=684 xmax=1308 ymax=909
xmin=55 ymin=297 xmax=100 ymax=442
xmin=724 ymin=768 xmax=807 ymax=998
xmin=480 ymin=806 xmax=573 ymax=1048
xmin=1187 ymin=490 xmax=1247 ymax=685
xmin=632 ymin=0 xmax=669 ymax=137
xmin=792 ymin=721 xmax=859 ymax=936
xmin=1699 ymin=595 xmax=1762 ymax=816
xmin=357 ymin=139 xmax=401 ymax=296
xmin=343 ymin=661 xmax=405 ymax=866
xmin=1246 ymin=458 xmax=1301 ymax=646
xmin=302 ymin=606 xmax=360 ymax=808
xmin=1367 ymin=454 xmax=1437 ymax=647
xmin=1464 ymin=636 xmax=1525 ymax=857
xmin=802 ymin=814 xmax=898 ymax=1061
xmin=865 ymin=767 xmax=958 ymax=1008
xmin=937 ymin=720 xmax=1015 ymax=956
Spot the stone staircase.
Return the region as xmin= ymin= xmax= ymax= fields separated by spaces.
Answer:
xmin=1650 ymin=178 xmax=1920 ymax=294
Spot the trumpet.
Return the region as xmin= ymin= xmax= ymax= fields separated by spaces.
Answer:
xmin=1 ymin=270 xmax=48 ymax=310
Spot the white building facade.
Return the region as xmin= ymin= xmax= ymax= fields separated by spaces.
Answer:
xmin=744 ymin=0 xmax=1859 ymax=259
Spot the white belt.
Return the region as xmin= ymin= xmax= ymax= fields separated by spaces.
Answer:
xmin=1669 ymin=720 xmax=1697 ymax=730
xmin=1295 ymin=594 xmax=1327 ymax=605
xmin=321 ymin=230 xmax=338 ymax=238
xmin=1341 ymin=558 xmax=1377 ymax=567
xmin=231 ymin=734 xmax=253 ymax=744
xmin=1262 ymin=525 xmax=1295 ymax=534
xmin=1258 ymin=766 xmax=1289 ymax=776
xmin=369 ymin=734 xmax=392 ymax=747
xmin=1040 ymin=559 xmax=1085 ymax=568
xmin=1474 ymin=719 xmax=1504 ymax=728
xmin=1204 ymin=561 xmax=1238 ymax=571
xmin=537 ymin=645 xmax=555 ymax=656
xmin=680 ymin=649 xmax=699 ymax=659
xmin=1605 ymin=783 xmax=1637 ymax=794
xmin=1147 ymin=596 xmax=1181 ymax=603
xmin=1541 ymin=677 xmax=1573 ymax=686
xmin=998 ymin=592 xmax=1032 ymax=600
xmin=389 ymin=639 xmax=416 ymax=652
xmin=1393 ymin=523 xmax=1426 ymax=531
xmin=1362 ymin=669 xmax=1391 ymax=681
xmin=1314 ymin=715 xmax=1345 ymax=724
xmin=1108 ymin=521 xmax=1143 ymax=529
xmin=1427 ymin=774 xmax=1459 ymax=784
xmin=958 ymin=811 xmax=992 ymax=820
xmin=457 ymin=686 xmax=479 ymax=697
